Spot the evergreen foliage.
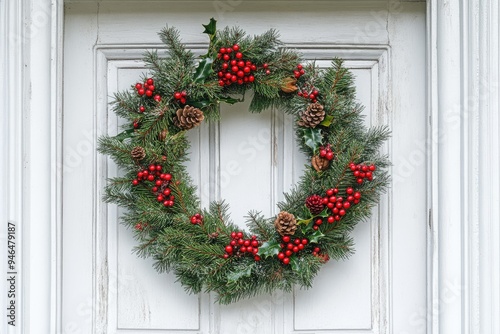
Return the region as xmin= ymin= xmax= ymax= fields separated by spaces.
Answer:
xmin=98 ymin=19 xmax=390 ymax=304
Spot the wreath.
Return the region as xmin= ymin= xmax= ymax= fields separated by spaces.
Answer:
xmin=99 ymin=19 xmax=390 ymax=304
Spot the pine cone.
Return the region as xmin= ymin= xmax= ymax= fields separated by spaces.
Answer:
xmin=174 ymin=105 xmax=204 ymax=130
xmin=274 ymin=211 xmax=297 ymax=236
xmin=305 ymin=195 xmax=325 ymax=215
xmin=131 ymin=146 xmax=146 ymax=161
xmin=281 ymin=77 xmax=298 ymax=93
xmin=297 ymin=102 xmax=325 ymax=128
xmin=311 ymin=155 xmax=330 ymax=172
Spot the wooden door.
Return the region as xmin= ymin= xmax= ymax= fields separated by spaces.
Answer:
xmin=62 ymin=1 xmax=427 ymax=333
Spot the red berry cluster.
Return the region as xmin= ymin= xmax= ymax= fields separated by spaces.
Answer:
xmin=349 ymin=163 xmax=376 ymax=184
xmin=224 ymin=232 xmax=261 ymax=261
xmin=190 ymin=213 xmax=203 ymax=225
xmin=132 ymin=164 xmax=175 ymax=207
xmin=293 ymin=64 xmax=305 ymax=79
xmin=310 ymin=187 xmax=362 ymax=229
xmin=134 ymin=222 xmax=148 ymax=231
xmin=297 ymin=87 xmax=319 ymax=103
xmin=312 ymin=247 xmax=330 ymax=263
xmin=319 ymin=144 xmax=334 ymax=161
xmin=216 ymin=44 xmax=257 ymax=87
xmin=277 ymin=235 xmax=308 ymax=265
xmin=173 ymin=90 xmax=187 ymax=105
xmin=135 ymin=77 xmax=161 ymax=102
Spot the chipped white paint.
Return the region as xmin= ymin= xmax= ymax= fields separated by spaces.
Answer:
xmin=2 ymin=0 xmax=499 ymax=333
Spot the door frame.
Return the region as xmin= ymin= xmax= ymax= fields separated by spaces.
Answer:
xmin=2 ymin=0 xmax=499 ymax=333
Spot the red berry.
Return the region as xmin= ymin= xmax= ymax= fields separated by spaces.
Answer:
xmin=220 ymin=47 xmax=227 ymax=54
xmin=148 ymin=85 xmax=155 ymax=92
xmin=139 ymin=106 xmax=145 ymax=113
xmin=223 ymin=254 xmax=229 ymax=259
xmin=278 ymin=252 xmax=285 ymax=260
xmin=164 ymin=174 xmax=172 ymax=181
xmin=346 ymin=187 xmax=354 ymax=195
xmin=301 ymin=239 xmax=308 ymax=245
xmin=146 ymin=78 xmax=154 ymax=85
xmin=254 ymin=255 xmax=261 ymax=261
xmin=147 ymin=175 xmax=155 ymax=181
xmin=297 ymin=64 xmax=303 ymax=70
xmin=225 ymin=245 xmax=233 ymax=253
xmin=240 ymin=246 xmax=247 ymax=253
xmin=138 ymin=88 xmax=145 ymax=96
xmin=320 ymin=149 xmax=327 ymax=157
xmin=369 ymin=165 xmax=376 ymax=171
xmin=327 ymin=216 xmax=335 ymax=223
xmin=190 ymin=216 xmax=198 ymax=224
xmin=223 ymin=54 xmax=230 ymax=61
xmin=263 ymin=63 xmax=268 ymax=68
xmin=235 ymin=52 xmax=243 ymax=59
xmin=283 ymin=257 xmax=290 ymax=265
xmin=326 ymin=152 xmax=334 ymax=160
xmin=154 ymin=95 xmax=161 ymax=102
xmin=232 ymin=44 xmax=239 ymax=51
xmin=251 ymin=240 xmax=259 ymax=247
xmin=132 ymin=179 xmax=139 ymax=185
xmin=265 ymin=70 xmax=271 ymax=75
xmin=135 ymin=83 xmax=143 ymax=90
xmin=174 ymin=92 xmax=181 ymax=100
xmin=354 ymin=192 xmax=361 ymax=199
xmin=231 ymin=232 xmax=237 ymax=239
xmin=248 ymin=75 xmax=255 ymax=82
xmin=163 ymin=188 xmax=171 ymax=196
xmin=339 ymin=209 xmax=346 ymax=216
xmin=292 ymin=246 xmax=299 ymax=253
xmin=282 ymin=236 xmax=291 ymax=243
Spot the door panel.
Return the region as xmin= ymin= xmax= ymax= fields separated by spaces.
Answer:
xmin=63 ymin=1 xmax=426 ymax=333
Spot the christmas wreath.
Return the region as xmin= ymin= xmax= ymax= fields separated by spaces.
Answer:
xmin=99 ymin=19 xmax=390 ymax=304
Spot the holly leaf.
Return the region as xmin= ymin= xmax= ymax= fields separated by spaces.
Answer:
xmin=114 ymin=128 xmax=134 ymax=141
xmin=193 ymin=58 xmax=214 ymax=83
xmin=257 ymin=240 xmax=281 ymax=259
xmin=302 ymin=128 xmax=323 ymax=152
xmin=309 ymin=229 xmax=325 ymax=243
xmin=202 ymin=18 xmax=217 ymax=37
xmin=320 ymin=115 xmax=334 ymax=127
xmin=227 ymin=263 xmax=255 ymax=282
xmin=297 ymin=217 xmax=312 ymax=226
xmin=219 ymin=96 xmax=242 ymax=105
xmin=289 ymin=256 xmax=301 ymax=272
xmin=188 ymin=99 xmax=211 ymax=109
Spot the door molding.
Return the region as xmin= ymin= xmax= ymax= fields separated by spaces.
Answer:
xmin=2 ymin=0 xmax=499 ymax=333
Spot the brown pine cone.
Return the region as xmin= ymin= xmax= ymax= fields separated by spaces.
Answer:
xmin=305 ymin=194 xmax=325 ymax=215
xmin=311 ymin=155 xmax=330 ymax=172
xmin=280 ymin=77 xmax=298 ymax=93
xmin=174 ymin=105 xmax=204 ymax=130
xmin=274 ymin=211 xmax=297 ymax=236
xmin=297 ymin=102 xmax=325 ymax=128
xmin=130 ymin=146 xmax=146 ymax=161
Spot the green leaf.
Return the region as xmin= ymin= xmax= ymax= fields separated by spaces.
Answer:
xmin=290 ymin=256 xmax=301 ymax=272
xmin=320 ymin=115 xmax=334 ymax=127
xmin=309 ymin=230 xmax=325 ymax=243
xmin=188 ymin=99 xmax=211 ymax=109
xmin=302 ymin=128 xmax=323 ymax=152
xmin=227 ymin=263 xmax=255 ymax=282
xmin=202 ymin=18 xmax=217 ymax=37
xmin=114 ymin=129 xmax=134 ymax=141
xmin=257 ymin=240 xmax=281 ymax=259
xmin=297 ymin=217 xmax=312 ymax=226
xmin=193 ymin=58 xmax=214 ymax=83
xmin=219 ymin=96 xmax=242 ymax=105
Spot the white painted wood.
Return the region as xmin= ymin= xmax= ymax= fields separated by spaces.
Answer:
xmin=1 ymin=0 xmax=63 ymax=332
xmin=4 ymin=0 xmax=500 ymax=333
xmin=61 ymin=1 xmax=428 ymax=333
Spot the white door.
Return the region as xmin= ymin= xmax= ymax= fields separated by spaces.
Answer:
xmin=62 ymin=1 xmax=427 ymax=333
